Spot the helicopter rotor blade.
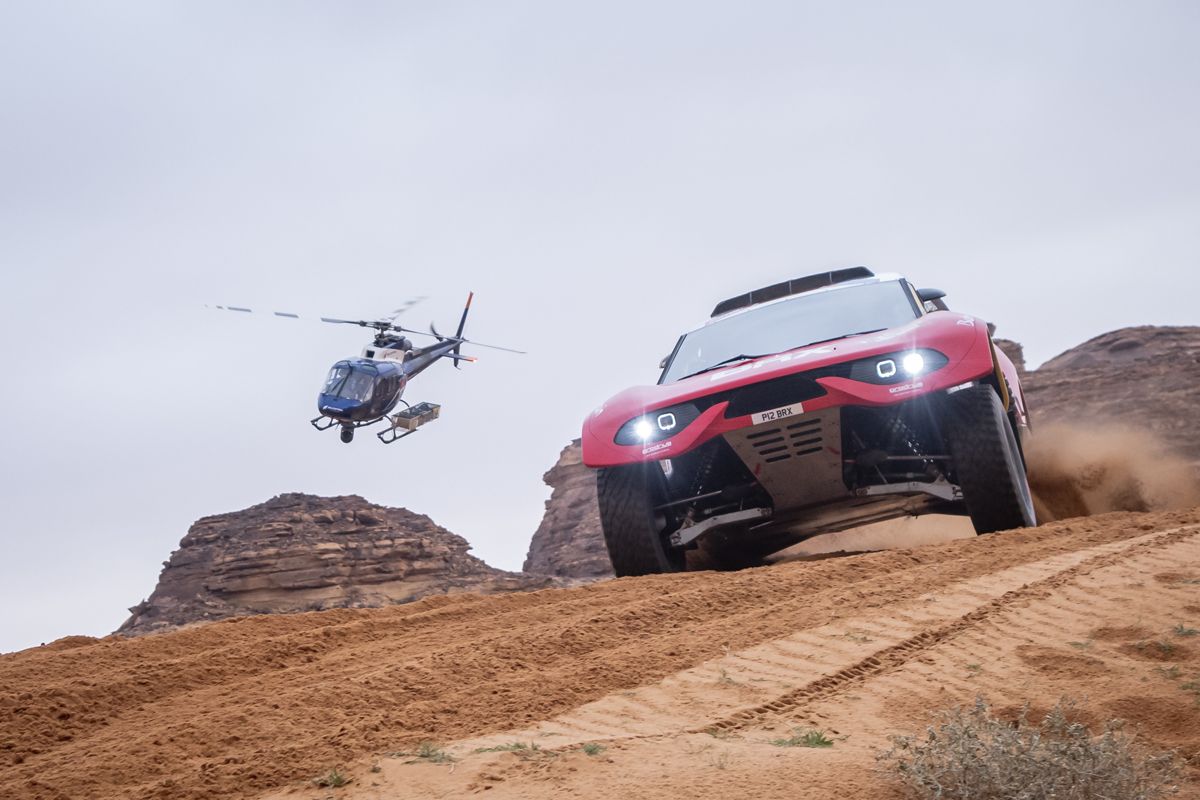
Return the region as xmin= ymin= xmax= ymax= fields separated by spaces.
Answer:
xmin=211 ymin=304 xmax=300 ymax=317
xmin=212 ymin=304 xmax=477 ymax=345
xmin=319 ymin=316 xmax=369 ymax=326
xmin=392 ymin=326 xmax=441 ymax=340
xmin=381 ymin=296 xmax=427 ymax=323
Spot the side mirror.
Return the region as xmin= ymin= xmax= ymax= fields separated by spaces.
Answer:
xmin=659 ymin=356 xmax=670 ymax=369
xmin=917 ymin=287 xmax=948 ymax=313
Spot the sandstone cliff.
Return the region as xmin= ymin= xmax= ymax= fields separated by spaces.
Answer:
xmin=1022 ymin=326 xmax=1200 ymax=460
xmin=120 ymin=494 xmax=555 ymax=636
xmin=522 ymin=326 xmax=1200 ymax=578
xmin=521 ymin=441 xmax=611 ymax=578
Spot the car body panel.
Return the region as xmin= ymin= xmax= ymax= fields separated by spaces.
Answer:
xmin=583 ymin=310 xmax=1011 ymax=468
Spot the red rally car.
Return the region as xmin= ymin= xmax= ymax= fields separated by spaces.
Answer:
xmin=582 ymin=267 xmax=1035 ymax=577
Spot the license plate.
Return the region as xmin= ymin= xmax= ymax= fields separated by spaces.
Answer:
xmin=753 ymin=403 xmax=802 ymax=424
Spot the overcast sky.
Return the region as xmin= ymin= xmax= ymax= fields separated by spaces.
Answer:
xmin=2 ymin=1 xmax=1198 ymax=653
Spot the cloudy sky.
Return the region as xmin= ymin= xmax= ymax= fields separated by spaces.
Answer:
xmin=2 ymin=1 xmax=1197 ymax=653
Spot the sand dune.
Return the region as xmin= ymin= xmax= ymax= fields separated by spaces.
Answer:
xmin=4 ymin=508 xmax=1199 ymax=799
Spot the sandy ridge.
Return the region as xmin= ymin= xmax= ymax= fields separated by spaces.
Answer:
xmin=3 ymin=508 xmax=1200 ymax=799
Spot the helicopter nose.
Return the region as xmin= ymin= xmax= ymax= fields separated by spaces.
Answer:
xmin=318 ymin=395 xmax=359 ymax=418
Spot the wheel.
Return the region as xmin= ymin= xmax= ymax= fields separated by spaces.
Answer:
xmin=944 ymin=385 xmax=1036 ymax=533
xmin=596 ymin=463 xmax=685 ymax=577
xmin=692 ymin=528 xmax=774 ymax=570
xmin=340 ymin=427 xmax=354 ymax=444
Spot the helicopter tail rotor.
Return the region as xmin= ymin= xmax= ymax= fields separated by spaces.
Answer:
xmin=449 ymin=292 xmax=473 ymax=369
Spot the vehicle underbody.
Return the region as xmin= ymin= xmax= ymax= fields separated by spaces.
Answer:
xmin=651 ymin=392 xmax=993 ymax=561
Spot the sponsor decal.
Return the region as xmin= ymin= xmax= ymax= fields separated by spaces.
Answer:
xmin=642 ymin=440 xmax=673 ymax=457
xmin=708 ymin=346 xmax=836 ymax=382
xmin=752 ymin=403 xmax=802 ymax=424
xmin=888 ymin=381 xmax=925 ymax=394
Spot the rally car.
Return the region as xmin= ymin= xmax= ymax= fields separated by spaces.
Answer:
xmin=582 ymin=267 xmax=1035 ymax=576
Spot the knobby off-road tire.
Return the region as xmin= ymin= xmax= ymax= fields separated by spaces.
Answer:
xmin=693 ymin=532 xmax=767 ymax=571
xmin=945 ymin=384 xmax=1037 ymax=534
xmin=596 ymin=463 xmax=685 ymax=577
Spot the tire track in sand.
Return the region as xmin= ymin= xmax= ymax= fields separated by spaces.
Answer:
xmin=702 ymin=523 xmax=1200 ymax=732
xmin=456 ymin=523 xmax=1200 ymax=751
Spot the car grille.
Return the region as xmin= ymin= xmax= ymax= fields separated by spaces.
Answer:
xmin=718 ymin=372 xmax=828 ymax=418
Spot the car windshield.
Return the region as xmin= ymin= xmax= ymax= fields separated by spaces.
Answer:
xmin=661 ymin=280 xmax=919 ymax=383
xmin=321 ymin=365 xmax=375 ymax=402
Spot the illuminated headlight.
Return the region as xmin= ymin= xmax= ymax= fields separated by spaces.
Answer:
xmin=849 ymin=349 xmax=949 ymax=384
xmin=614 ymin=403 xmax=701 ymax=446
xmin=901 ymin=352 xmax=926 ymax=375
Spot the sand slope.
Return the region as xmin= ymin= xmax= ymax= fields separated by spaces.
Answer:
xmin=4 ymin=509 xmax=1200 ymax=799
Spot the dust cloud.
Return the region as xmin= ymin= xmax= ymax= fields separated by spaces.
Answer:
xmin=777 ymin=422 xmax=1200 ymax=562
xmin=1026 ymin=423 xmax=1200 ymax=523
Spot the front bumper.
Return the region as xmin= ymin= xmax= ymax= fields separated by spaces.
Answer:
xmin=583 ymin=357 xmax=994 ymax=468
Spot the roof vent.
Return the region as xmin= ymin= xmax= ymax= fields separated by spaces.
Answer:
xmin=711 ymin=267 xmax=875 ymax=317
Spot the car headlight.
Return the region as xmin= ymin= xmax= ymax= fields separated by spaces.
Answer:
xmin=851 ymin=349 xmax=948 ymax=384
xmin=901 ymin=351 xmax=925 ymax=375
xmin=614 ymin=403 xmax=700 ymax=445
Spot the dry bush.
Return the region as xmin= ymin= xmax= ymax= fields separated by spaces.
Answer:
xmin=881 ymin=698 xmax=1179 ymax=800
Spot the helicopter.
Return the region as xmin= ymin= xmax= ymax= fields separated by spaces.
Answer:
xmin=212 ymin=293 xmax=523 ymax=444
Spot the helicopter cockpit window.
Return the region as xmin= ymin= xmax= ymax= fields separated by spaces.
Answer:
xmin=322 ymin=366 xmax=350 ymax=394
xmin=322 ymin=365 xmax=375 ymax=403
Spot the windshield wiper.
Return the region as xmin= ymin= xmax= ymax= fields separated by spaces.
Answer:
xmin=799 ymin=328 xmax=887 ymax=348
xmin=679 ymin=353 xmax=769 ymax=380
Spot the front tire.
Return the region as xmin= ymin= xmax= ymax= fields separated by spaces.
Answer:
xmin=945 ymin=385 xmax=1036 ymax=533
xmin=596 ymin=463 xmax=685 ymax=577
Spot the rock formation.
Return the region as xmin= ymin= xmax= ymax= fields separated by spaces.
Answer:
xmin=120 ymin=494 xmax=555 ymax=636
xmin=521 ymin=441 xmax=612 ymax=579
xmin=522 ymin=326 xmax=1200 ymax=578
xmin=1021 ymin=326 xmax=1200 ymax=460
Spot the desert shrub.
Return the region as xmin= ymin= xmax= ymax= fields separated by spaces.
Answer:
xmin=771 ymin=728 xmax=834 ymax=748
xmin=314 ymin=767 xmax=349 ymax=788
xmin=414 ymin=741 xmax=455 ymax=763
xmin=881 ymin=698 xmax=1178 ymax=800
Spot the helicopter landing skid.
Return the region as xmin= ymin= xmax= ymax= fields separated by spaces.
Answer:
xmin=310 ymin=415 xmax=340 ymax=432
xmin=377 ymin=401 xmax=441 ymax=444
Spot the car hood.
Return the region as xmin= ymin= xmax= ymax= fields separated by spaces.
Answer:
xmin=583 ymin=311 xmax=997 ymax=467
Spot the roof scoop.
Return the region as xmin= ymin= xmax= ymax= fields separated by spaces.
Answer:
xmin=711 ymin=267 xmax=875 ymax=317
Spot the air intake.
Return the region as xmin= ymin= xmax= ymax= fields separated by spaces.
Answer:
xmin=743 ymin=417 xmax=824 ymax=464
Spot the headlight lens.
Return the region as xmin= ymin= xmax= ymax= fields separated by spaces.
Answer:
xmin=902 ymin=351 xmax=925 ymax=375
xmin=848 ymin=349 xmax=948 ymax=384
xmin=615 ymin=403 xmax=701 ymax=445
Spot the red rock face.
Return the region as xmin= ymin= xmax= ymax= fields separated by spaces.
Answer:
xmin=522 ymin=441 xmax=613 ymax=579
xmin=119 ymin=493 xmax=556 ymax=636
xmin=1021 ymin=326 xmax=1200 ymax=460
xmin=522 ymin=326 xmax=1200 ymax=579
